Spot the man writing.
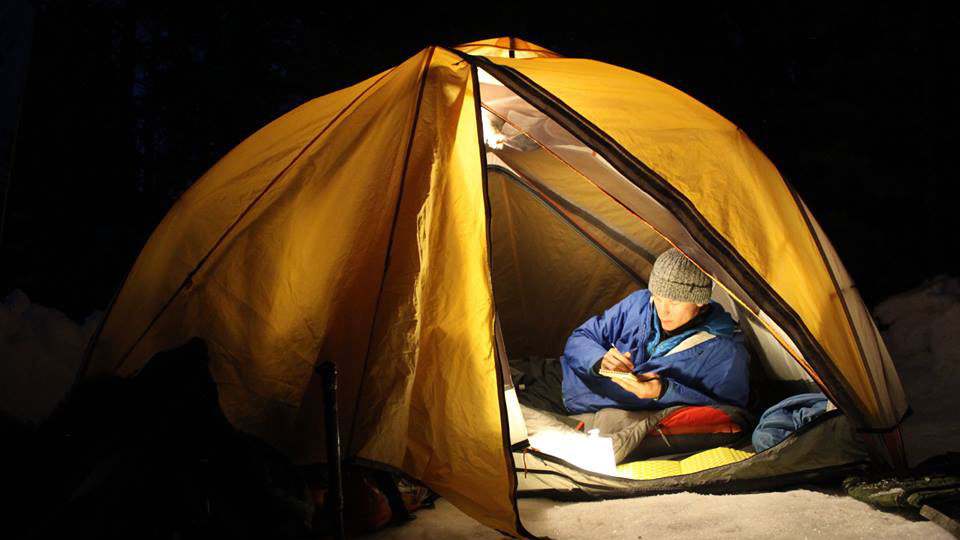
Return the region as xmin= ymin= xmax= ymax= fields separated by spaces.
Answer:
xmin=514 ymin=248 xmax=749 ymax=416
xmin=560 ymin=248 xmax=749 ymax=413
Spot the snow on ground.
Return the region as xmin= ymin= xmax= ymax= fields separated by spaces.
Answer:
xmin=1 ymin=276 xmax=958 ymax=538
xmin=373 ymin=491 xmax=953 ymax=540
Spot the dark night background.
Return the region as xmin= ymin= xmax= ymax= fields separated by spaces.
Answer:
xmin=2 ymin=2 xmax=958 ymax=323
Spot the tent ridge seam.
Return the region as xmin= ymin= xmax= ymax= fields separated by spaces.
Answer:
xmin=345 ymin=46 xmax=436 ymax=456
xmin=788 ymin=184 xmax=887 ymax=422
xmin=481 ymin=103 xmax=658 ymax=264
xmin=457 ymin=42 xmax=562 ymax=58
xmin=488 ymin=164 xmax=646 ymax=284
xmin=468 ymin=60 xmax=533 ymax=539
xmin=102 ymin=56 xmax=404 ymax=375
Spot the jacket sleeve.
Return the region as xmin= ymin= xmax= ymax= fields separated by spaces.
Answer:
xmin=562 ymin=291 xmax=644 ymax=378
xmin=658 ymin=339 xmax=750 ymax=408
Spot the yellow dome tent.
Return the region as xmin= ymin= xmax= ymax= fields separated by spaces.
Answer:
xmin=81 ymin=37 xmax=908 ymax=537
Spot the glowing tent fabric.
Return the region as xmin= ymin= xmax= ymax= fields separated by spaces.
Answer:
xmin=82 ymin=37 xmax=908 ymax=537
xmin=482 ymin=54 xmax=905 ymax=427
xmin=84 ymin=47 xmax=517 ymax=533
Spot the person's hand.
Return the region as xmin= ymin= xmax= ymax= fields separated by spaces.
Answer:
xmin=611 ymin=372 xmax=663 ymax=399
xmin=601 ymin=347 xmax=633 ymax=372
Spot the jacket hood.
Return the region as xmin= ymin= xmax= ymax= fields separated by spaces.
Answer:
xmin=699 ymin=301 xmax=738 ymax=338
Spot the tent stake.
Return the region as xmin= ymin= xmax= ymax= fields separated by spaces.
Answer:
xmin=319 ymin=361 xmax=345 ymax=540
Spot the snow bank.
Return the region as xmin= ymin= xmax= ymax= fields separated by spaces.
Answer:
xmin=874 ymin=275 xmax=960 ymax=466
xmin=0 ymin=289 xmax=102 ymax=424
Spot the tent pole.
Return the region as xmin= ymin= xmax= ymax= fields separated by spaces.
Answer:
xmin=319 ymin=361 xmax=345 ymax=540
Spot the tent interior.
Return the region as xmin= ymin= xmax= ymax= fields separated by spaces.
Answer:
xmin=475 ymin=67 xmax=834 ymax=483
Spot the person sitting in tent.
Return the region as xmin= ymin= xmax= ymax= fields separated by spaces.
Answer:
xmin=515 ymin=248 xmax=749 ymax=415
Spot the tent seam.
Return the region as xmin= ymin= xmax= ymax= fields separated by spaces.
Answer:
xmin=494 ymin=169 xmax=532 ymax=327
xmin=345 ymin=46 xmax=436 ymax=456
xmin=787 ymin=185 xmax=901 ymax=465
xmin=470 ymin=61 xmax=541 ymax=540
xmin=98 ymin=58 xmax=402 ymax=375
xmin=488 ymin=164 xmax=646 ymax=284
xmin=789 ymin=187 xmax=882 ymax=413
xmin=482 ymin=103 xmax=659 ymax=264
xmin=457 ymin=42 xmax=562 ymax=58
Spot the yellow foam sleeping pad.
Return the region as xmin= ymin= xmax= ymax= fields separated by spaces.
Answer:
xmin=615 ymin=447 xmax=754 ymax=480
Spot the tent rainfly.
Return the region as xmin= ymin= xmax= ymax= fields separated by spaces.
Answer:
xmin=81 ymin=37 xmax=909 ymax=537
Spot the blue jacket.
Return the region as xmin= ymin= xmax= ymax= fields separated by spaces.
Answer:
xmin=561 ymin=289 xmax=750 ymax=413
xmin=751 ymin=393 xmax=828 ymax=452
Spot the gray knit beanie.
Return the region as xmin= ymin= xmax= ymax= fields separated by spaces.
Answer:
xmin=648 ymin=248 xmax=712 ymax=304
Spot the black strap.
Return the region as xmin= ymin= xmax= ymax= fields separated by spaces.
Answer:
xmin=856 ymin=406 xmax=913 ymax=434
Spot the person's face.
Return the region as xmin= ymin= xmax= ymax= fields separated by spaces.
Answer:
xmin=652 ymin=295 xmax=703 ymax=331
